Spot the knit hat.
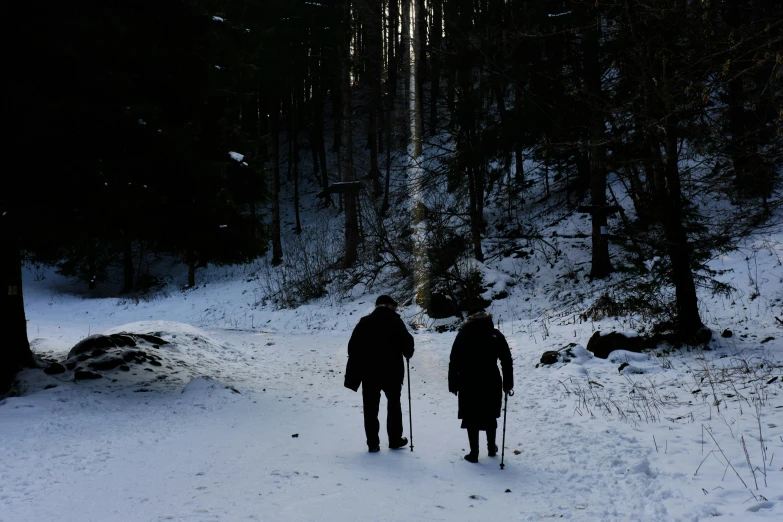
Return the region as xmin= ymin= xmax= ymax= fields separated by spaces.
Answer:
xmin=375 ymin=295 xmax=398 ymax=307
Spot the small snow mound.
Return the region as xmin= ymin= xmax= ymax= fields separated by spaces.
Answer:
xmin=105 ymin=320 xmax=205 ymax=339
xmin=538 ymin=343 xmax=592 ymax=368
xmin=608 ymin=350 xmax=649 ymax=364
xmin=619 ymin=364 xmax=645 ymax=376
xmin=103 ymin=321 xmax=229 ymax=354
xmin=569 ymin=344 xmax=593 ymax=362
xmin=182 ymin=376 xmax=220 ymax=394
xmin=19 ymin=322 xmax=240 ymax=395
xmin=182 ymin=376 xmax=240 ymax=397
xmin=746 ymin=501 xmax=775 ymax=513
xmin=628 ymin=457 xmax=656 ymax=477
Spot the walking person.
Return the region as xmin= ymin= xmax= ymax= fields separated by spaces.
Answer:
xmin=448 ymin=308 xmax=513 ymax=463
xmin=345 ymin=295 xmax=415 ymax=452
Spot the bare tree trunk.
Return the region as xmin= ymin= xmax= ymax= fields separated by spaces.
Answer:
xmin=268 ymin=96 xmax=283 ymax=265
xmin=514 ymin=87 xmax=524 ymax=186
xmin=313 ymin=65 xmax=331 ymax=207
xmin=292 ymin=96 xmax=302 ymax=235
xmin=1 ymin=219 xmax=34 ymax=393
xmin=285 ymin=95 xmax=293 ymax=183
xmin=121 ymin=232 xmax=134 ymax=293
xmin=331 ymin=80 xmax=342 ymax=152
xmin=430 ymin=0 xmax=442 ymax=136
xmin=388 ymin=0 xmax=399 ymax=100
xmin=310 ymin=119 xmax=320 ymax=185
xmin=650 ymin=140 xmax=666 ymax=202
xmin=585 ymin=9 xmax=612 ymax=279
xmin=366 ymin=0 xmax=383 ymax=198
xmin=414 ymin=0 xmax=426 ymax=139
xmin=411 ymin=0 xmax=424 ymax=157
xmin=383 ymin=102 xmax=393 ymax=214
xmin=662 ymin=125 xmax=703 ymax=338
xmin=342 ymin=0 xmax=359 ymax=268
xmin=401 ymin=0 xmax=411 ymax=141
xmin=467 ymin=165 xmax=484 ymax=262
xmin=544 ymin=150 xmax=550 ymax=198
xmin=186 ymin=247 xmax=197 ymax=288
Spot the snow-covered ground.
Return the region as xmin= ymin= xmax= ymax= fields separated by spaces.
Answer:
xmin=3 ymin=137 xmax=783 ymax=521
xmin=2 ymin=231 xmax=781 ymax=522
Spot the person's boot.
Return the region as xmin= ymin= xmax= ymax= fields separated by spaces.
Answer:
xmin=487 ymin=429 xmax=498 ymax=456
xmin=368 ymin=445 xmax=380 ymax=453
xmin=464 ymin=452 xmax=479 ymax=463
xmin=465 ymin=428 xmax=479 ymax=462
xmin=389 ymin=437 xmax=408 ymax=449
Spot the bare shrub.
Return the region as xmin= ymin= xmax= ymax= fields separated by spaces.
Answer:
xmin=256 ymin=220 xmax=342 ymax=308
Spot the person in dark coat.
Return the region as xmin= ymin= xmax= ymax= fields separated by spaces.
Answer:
xmin=448 ymin=308 xmax=513 ymax=463
xmin=345 ymin=295 xmax=415 ymax=452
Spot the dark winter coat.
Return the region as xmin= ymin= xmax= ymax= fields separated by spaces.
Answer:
xmin=448 ymin=312 xmax=513 ymax=420
xmin=344 ymin=306 xmax=415 ymax=391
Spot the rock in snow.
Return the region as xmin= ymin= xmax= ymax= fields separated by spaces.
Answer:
xmin=586 ymin=331 xmax=645 ymax=359
xmin=44 ymin=363 xmax=66 ymax=375
xmin=74 ymin=370 xmax=102 ymax=380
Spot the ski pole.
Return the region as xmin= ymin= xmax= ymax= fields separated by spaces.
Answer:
xmin=500 ymin=389 xmax=514 ymax=469
xmin=407 ymin=357 xmax=413 ymax=451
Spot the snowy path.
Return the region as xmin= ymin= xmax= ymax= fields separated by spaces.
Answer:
xmin=6 ymin=322 xmax=779 ymax=521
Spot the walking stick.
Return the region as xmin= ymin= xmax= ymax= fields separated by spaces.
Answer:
xmin=407 ymin=358 xmax=413 ymax=451
xmin=500 ymin=389 xmax=514 ymax=469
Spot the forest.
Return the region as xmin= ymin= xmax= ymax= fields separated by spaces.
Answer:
xmin=3 ymin=0 xmax=782 ymax=391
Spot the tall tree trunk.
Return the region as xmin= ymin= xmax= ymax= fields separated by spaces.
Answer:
xmin=444 ymin=0 xmax=460 ymax=128
xmin=1 ymin=219 xmax=34 ymax=393
xmin=313 ymin=60 xmax=331 ymax=207
xmin=662 ymin=124 xmax=703 ymax=338
xmin=185 ymin=245 xmax=198 ymax=288
xmin=285 ymin=95 xmax=293 ymax=183
xmin=411 ymin=0 xmax=423 ymax=157
xmin=268 ymin=96 xmax=283 ymax=265
xmin=292 ymin=96 xmax=302 ymax=235
xmin=187 ymin=261 xmax=196 ymax=289
xmin=401 ymin=0 xmax=411 ymax=141
xmin=388 ymin=0 xmax=399 ymax=99
xmin=121 ymin=232 xmax=134 ymax=293
xmin=414 ymin=0 xmax=426 ymax=139
xmin=366 ymin=0 xmax=383 ymax=198
xmin=514 ymin=86 xmax=524 ymax=187
xmin=332 ymin=79 xmax=342 ymax=152
xmin=476 ymin=156 xmax=485 ymax=240
xmin=430 ymin=0 xmax=442 ymax=136
xmin=467 ymin=165 xmax=484 ymax=262
xmin=585 ymin=8 xmax=613 ymax=279
xmin=382 ymin=102 xmax=393 ymax=214
xmin=87 ymin=237 xmax=97 ymax=289
xmin=650 ymin=139 xmax=667 ymax=202
xmin=310 ymin=122 xmax=320 ymax=184
xmin=342 ymin=0 xmax=359 ymax=268
xmin=544 ymin=150 xmax=550 ymax=198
